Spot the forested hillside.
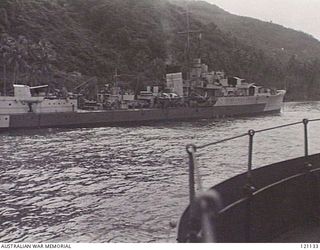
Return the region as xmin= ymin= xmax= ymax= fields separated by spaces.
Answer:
xmin=0 ymin=0 xmax=320 ymax=100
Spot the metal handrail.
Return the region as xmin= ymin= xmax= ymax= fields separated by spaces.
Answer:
xmin=196 ymin=120 xmax=309 ymax=150
xmin=196 ymin=133 xmax=248 ymax=150
xmin=185 ymin=118 xmax=320 ymax=242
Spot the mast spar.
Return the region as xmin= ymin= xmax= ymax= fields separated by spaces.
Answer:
xmin=178 ymin=0 xmax=201 ymax=96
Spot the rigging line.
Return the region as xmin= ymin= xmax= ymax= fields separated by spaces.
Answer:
xmin=309 ymin=118 xmax=320 ymax=122
xmin=255 ymin=121 xmax=302 ymax=133
xmin=197 ymin=133 xmax=248 ymax=149
xmin=196 ymin=118 xmax=320 ymax=150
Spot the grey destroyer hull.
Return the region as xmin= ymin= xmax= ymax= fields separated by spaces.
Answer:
xmin=0 ymin=90 xmax=285 ymax=130
xmin=0 ymin=102 xmax=277 ymax=130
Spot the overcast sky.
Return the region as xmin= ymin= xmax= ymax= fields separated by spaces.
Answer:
xmin=207 ymin=0 xmax=320 ymax=41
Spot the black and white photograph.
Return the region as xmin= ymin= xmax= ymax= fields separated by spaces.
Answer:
xmin=0 ymin=0 xmax=320 ymax=247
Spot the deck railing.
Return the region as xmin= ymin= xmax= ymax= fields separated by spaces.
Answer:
xmin=185 ymin=118 xmax=320 ymax=242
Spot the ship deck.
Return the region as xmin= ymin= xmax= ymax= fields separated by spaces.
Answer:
xmin=273 ymin=222 xmax=320 ymax=242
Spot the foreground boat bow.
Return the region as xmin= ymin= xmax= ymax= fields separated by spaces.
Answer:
xmin=177 ymin=119 xmax=320 ymax=243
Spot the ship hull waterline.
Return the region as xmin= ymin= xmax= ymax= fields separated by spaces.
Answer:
xmin=0 ymin=103 xmax=281 ymax=130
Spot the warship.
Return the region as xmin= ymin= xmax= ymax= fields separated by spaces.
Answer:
xmin=0 ymin=64 xmax=285 ymax=130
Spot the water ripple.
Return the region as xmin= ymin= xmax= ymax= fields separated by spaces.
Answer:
xmin=0 ymin=102 xmax=320 ymax=242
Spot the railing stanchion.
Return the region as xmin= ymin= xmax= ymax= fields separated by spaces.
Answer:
xmin=244 ymin=129 xmax=256 ymax=242
xmin=186 ymin=144 xmax=197 ymax=204
xmin=303 ymin=119 xmax=309 ymax=157
xmin=186 ymin=144 xmax=199 ymax=242
xmin=247 ymin=129 xmax=255 ymax=182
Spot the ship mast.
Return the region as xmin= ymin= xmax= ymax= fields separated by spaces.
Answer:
xmin=178 ymin=0 xmax=201 ymax=96
xmin=186 ymin=2 xmax=191 ymax=82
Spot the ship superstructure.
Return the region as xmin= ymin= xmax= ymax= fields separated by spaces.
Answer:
xmin=0 ymin=84 xmax=77 ymax=115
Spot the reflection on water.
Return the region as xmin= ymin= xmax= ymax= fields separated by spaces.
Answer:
xmin=0 ymin=102 xmax=320 ymax=242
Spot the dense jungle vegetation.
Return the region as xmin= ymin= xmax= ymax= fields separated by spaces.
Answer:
xmin=1 ymin=0 xmax=320 ymax=100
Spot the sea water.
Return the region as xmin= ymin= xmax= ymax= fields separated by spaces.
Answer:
xmin=0 ymin=102 xmax=320 ymax=242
